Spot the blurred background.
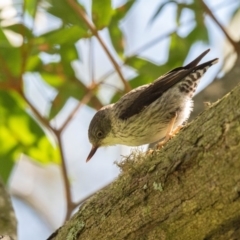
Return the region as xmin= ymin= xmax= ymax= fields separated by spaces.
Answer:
xmin=0 ymin=0 xmax=240 ymax=239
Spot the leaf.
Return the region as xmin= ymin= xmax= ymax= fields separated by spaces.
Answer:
xmin=168 ymin=33 xmax=189 ymax=68
xmin=25 ymin=54 xmax=41 ymax=72
xmin=108 ymin=20 xmax=124 ymax=58
xmin=49 ymin=91 xmax=68 ymax=120
xmin=189 ymin=0 xmax=209 ymax=43
xmin=47 ymin=0 xmax=87 ymax=28
xmin=0 ymin=46 xmax=21 ymax=77
xmin=59 ymin=44 xmax=79 ymax=75
xmin=41 ymin=72 xmax=65 ymax=88
xmin=176 ymin=3 xmax=190 ymax=25
xmin=108 ymin=1 xmax=136 ymax=58
xmin=187 ymin=25 xmax=209 ymax=43
xmin=92 ymin=0 xmax=112 ymax=29
xmin=113 ymin=0 xmax=136 ymax=20
xmin=3 ymin=23 xmax=33 ymax=40
xmin=125 ymin=56 xmax=163 ymax=79
xmin=0 ymin=91 xmax=60 ymax=182
xmin=25 ymin=0 xmax=38 ymax=18
xmin=41 ymin=25 xmax=90 ymax=45
xmin=149 ymin=1 xmax=177 ymax=24
xmin=48 ymin=80 xmax=85 ymax=119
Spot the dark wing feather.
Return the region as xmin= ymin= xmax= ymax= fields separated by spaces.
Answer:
xmin=119 ymin=49 xmax=211 ymax=120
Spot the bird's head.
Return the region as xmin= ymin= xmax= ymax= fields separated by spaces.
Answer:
xmin=86 ymin=106 xmax=113 ymax=162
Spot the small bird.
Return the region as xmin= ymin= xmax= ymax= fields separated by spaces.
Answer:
xmin=86 ymin=49 xmax=218 ymax=162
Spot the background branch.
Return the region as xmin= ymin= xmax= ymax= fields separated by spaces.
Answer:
xmin=201 ymin=0 xmax=240 ymax=54
xmin=67 ymin=0 xmax=131 ymax=92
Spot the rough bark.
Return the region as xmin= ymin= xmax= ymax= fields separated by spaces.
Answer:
xmin=48 ymin=81 xmax=240 ymax=240
xmin=0 ymin=179 xmax=17 ymax=240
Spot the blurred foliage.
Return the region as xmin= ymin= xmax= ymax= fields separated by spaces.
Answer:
xmin=0 ymin=0 xmax=239 ymax=182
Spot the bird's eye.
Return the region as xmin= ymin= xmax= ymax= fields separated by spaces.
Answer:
xmin=97 ymin=131 xmax=103 ymax=138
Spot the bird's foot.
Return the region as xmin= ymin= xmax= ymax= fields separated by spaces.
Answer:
xmin=156 ymin=138 xmax=170 ymax=149
xmin=146 ymin=148 xmax=154 ymax=155
xmin=156 ymin=125 xmax=183 ymax=149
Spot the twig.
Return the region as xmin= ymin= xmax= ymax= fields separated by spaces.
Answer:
xmin=89 ymin=38 xmax=95 ymax=84
xmin=59 ymin=91 xmax=94 ymax=133
xmin=18 ymin=88 xmax=74 ymax=221
xmin=66 ymin=0 xmax=131 ymax=92
xmin=19 ymin=89 xmax=52 ymax=131
xmin=201 ymin=0 xmax=240 ymax=54
xmin=55 ymin=131 xmax=73 ymax=221
xmin=91 ymin=27 xmax=179 ymax=86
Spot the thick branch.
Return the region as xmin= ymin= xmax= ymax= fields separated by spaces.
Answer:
xmin=0 ymin=178 xmax=17 ymax=240
xmin=48 ymin=81 xmax=240 ymax=239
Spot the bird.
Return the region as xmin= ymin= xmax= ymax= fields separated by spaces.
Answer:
xmin=86 ymin=49 xmax=218 ymax=162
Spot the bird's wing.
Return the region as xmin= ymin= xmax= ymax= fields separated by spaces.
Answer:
xmin=118 ymin=49 xmax=213 ymax=120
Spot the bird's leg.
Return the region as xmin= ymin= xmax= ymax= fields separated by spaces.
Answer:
xmin=156 ymin=113 xmax=179 ymax=149
xmin=171 ymin=124 xmax=183 ymax=136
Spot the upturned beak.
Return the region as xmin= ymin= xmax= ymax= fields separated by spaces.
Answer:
xmin=86 ymin=145 xmax=99 ymax=162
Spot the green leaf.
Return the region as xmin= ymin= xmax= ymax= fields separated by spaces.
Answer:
xmin=0 ymin=90 xmax=61 ymax=182
xmin=125 ymin=56 xmax=163 ymax=79
xmin=168 ymin=33 xmax=189 ymax=68
xmin=189 ymin=0 xmax=209 ymax=43
xmin=113 ymin=0 xmax=136 ymax=20
xmin=0 ymin=46 xmax=21 ymax=77
xmin=47 ymin=0 xmax=87 ymax=28
xmin=26 ymin=54 xmax=41 ymax=72
xmin=108 ymin=21 xmax=124 ymax=58
xmin=0 ymin=28 xmax=11 ymax=48
xmin=3 ymin=24 xmax=33 ymax=40
xmin=48 ymin=80 xmax=85 ymax=119
xmin=25 ymin=0 xmax=38 ymax=18
xmin=41 ymin=72 xmax=65 ymax=88
xmin=108 ymin=1 xmax=136 ymax=58
xmin=149 ymin=1 xmax=177 ymax=24
xmin=92 ymin=0 xmax=112 ymax=29
xmin=59 ymin=44 xmax=79 ymax=76
xmin=49 ymin=91 xmax=68 ymax=120
xmin=187 ymin=25 xmax=209 ymax=43
xmin=41 ymin=25 xmax=90 ymax=45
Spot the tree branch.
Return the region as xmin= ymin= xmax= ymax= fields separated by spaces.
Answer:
xmin=201 ymin=0 xmax=240 ymax=54
xmin=55 ymin=131 xmax=73 ymax=221
xmin=58 ymin=91 xmax=93 ymax=133
xmin=0 ymin=178 xmax=17 ymax=240
xmin=47 ymin=82 xmax=240 ymax=240
xmin=67 ymin=0 xmax=131 ymax=92
xmin=19 ymin=90 xmax=53 ymax=131
xmin=18 ymin=89 xmax=75 ymax=221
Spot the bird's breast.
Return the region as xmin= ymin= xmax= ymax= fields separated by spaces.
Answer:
xmin=111 ymin=91 xmax=193 ymax=146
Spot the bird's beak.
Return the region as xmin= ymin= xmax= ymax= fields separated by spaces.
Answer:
xmin=86 ymin=145 xmax=99 ymax=162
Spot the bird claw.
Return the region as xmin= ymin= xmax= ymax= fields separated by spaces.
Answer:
xmin=156 ymin=125 xmax=183 ymax=149
xmin=146 ymin=148 xmax=154 ymax=155
xmin=156 ymin=138 xmax=169 ymax=149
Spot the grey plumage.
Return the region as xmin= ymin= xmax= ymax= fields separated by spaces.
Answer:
xmin=86 ymin=49 xmax=218 ymax=161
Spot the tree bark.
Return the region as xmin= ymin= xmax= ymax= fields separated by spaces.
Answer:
xmin=0 ymin=179 xmax=17 ymax=240
xmin=48 ymin=81 xmax=240 ymax=240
